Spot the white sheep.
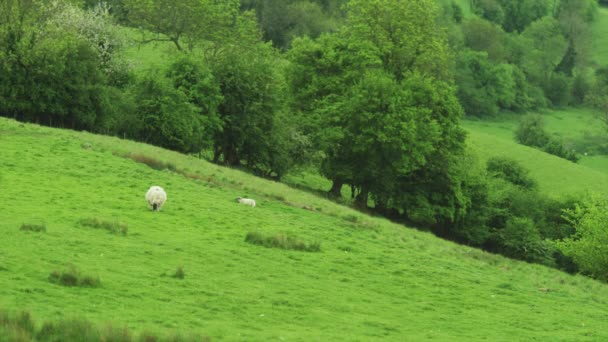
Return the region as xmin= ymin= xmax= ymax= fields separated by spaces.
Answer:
xmin=146 ymin=186 xmax=167 ymax=211
xmin=236 ymin=197 xmax=256 ymax=208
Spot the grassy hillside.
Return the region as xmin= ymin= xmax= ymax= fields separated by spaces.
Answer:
xmin=2 ymin=118 xmax=608 ymax=340
xmin=463 ymin=107 xmax=608 ymax=177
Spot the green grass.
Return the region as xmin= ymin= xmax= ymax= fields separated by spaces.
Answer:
xmin=463 ymin=107 xmax=608 ymax=177
xmin=2 ymin=117 xmax=608 ymax=340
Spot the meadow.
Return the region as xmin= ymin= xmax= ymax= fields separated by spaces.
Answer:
xmin=2 ymin=118 xmax=608 ymax=340
xmin=463 ymin=107 xmax=608 ymax=178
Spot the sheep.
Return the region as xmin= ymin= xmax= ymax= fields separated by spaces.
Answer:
xmin=236 ymin=197 xmax=256 ymax=208
xmin=146 ymin=186 xmax=167 ymax=211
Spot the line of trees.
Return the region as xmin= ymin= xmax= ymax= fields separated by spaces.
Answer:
xmin=1 ymin=0 xmax=607 ymax=281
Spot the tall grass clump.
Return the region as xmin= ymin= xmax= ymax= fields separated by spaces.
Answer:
xmin=1 ymin=308 xmax=210 ymax=342
xmin=48 ymin=265 xmax=101 ymax=288
xmin=173 ymin=266 xmax=185 ymax=279
xmin=78 ymin=217 xmax=128 ymax=236
xmin=19 ymin=223 xmax=46 ymax=232
xmin=127 ymin=152 xmax=177 ymax=171
xmin=0 ymin=309 xmax=35 ymax=340
xmin=245 ymin=232 xmax=321 ymax=252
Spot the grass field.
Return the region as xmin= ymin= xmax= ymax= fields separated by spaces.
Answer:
xmin=2 ymin=117 xmax=608 ymax=340
xmin=463 ymin=107 xmax=608 ymax=176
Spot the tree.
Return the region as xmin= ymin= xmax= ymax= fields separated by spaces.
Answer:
xmin=586 ymin=68 xmax=608 ymax=132
xmin=210 ymin=42 xmax=289 ymax=175
xmin=165 ymin=56 xmax=223 ymax=150
xmin=130 ymin=73 xmax=207 ymax=153
xmin=0 ymin=0 xmax=126 ymax=130
xmin=124 ymin=0 xmax=240 ymax=51
xmin=471 ymin=0 xmax=551 ymax=32
xmin=323 ymin=71 xmax=442 ymax=208
xmin=558 ymin=195 xmax=608 ymax=281
xmin=462 ymin=18 xmax=509 ymax=62
xmin=520 ymin=17 xmax=569 ymax=100
xmin=345 ymin=0 xmax=451 ymax=81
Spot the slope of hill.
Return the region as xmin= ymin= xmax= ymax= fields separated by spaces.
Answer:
xmin=463 ymin=107 xmax=608 ymax=177
xmin=465 ymin=128 xmax=608 ymax=199
xmin=1 ymin=117 xmax=608 ymax=340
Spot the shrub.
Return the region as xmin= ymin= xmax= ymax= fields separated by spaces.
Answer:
xmin=499 ymin=217 xmax=555 ymax=266
xmin=557 ymin=195 xmax=608 ymax=281
xmin=542 ymin=138 xmax=579 ymax=162
xmin=486 ymin=156 xmax=536 ymax=189
xmin=78 ymin=218 xmax=128 ymax=235
xmin=515 ymin=114 xmax=550 ymax=147
xmin=48 ymin=265 xmax=101 ymax=288
xmin=245 ymin=232 xmax=320 ymax=252
xmin=20 ymin=223 xmax=46 ymax=233
xmin=516 ymin=114 xmax=579 ymax=162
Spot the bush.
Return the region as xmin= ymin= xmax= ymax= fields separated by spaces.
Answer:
xmin=499 ymin=217 xmax=555 ymax=265
xmin=557 ymin=195 xmax=608 ymax=281
xmin=48 ymin=265 xmax=101 ymax=288
xmin=515 ymin=114 xmax=550 ymax=147
xmin=78 ymin=218 xmax=128 ymax=235
xmin=245 ymin=232 xmax=320 ymax=252
xmin=516 ymin=114 xmax=579 ymax=162
xmin=486 ymin=157 xmax=536 ymax=189
xmin=542 ymin=138 xmax=579 ymax=162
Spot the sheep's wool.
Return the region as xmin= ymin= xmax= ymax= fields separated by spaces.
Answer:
xmin=236 ymin=197 xmax=256 ymax=208
xmin=146 ymin=186 xmax=167 ymax=211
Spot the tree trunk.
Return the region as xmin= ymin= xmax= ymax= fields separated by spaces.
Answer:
xmin=328 ymin=179 xmax=343 ymax=198
xmin=355 ymin=187 xmax=369 ymax=209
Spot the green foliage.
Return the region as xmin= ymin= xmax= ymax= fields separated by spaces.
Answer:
xmin=128 ymin=73 xmax=207 ymax=153
xmin=210 ymin=42 xmax=296 ymax=178
xmin=516 ymin=114 xmax=579 ymax=162
xmin=242 ymin=0 xmax=344 ymax=49
xmin=558 ymin=195 xmax=608 ymax=281
xmin=124 ymin=0 xmax=240 ymax=51
xmin=499 ymin=217 xmax=555 ymax=265
xmin=471 ymin=0 xmax=551 ymax=32
xmin=346 ymin=0 xmax=451 ymax=81
xmin=486 ymin=156 xmax=537 ymax=189
xmin=455 ymin=49 xmax=526 ymax=116
xmin=0 ymin=0 xmax=131 ymax=130
xmin=245 ymin=231 xmax=321 ymax=252
xmin=515 ymin=114 xmax=550 ymax=147
xmin=165 ymin=56 xmax=223 ymax=150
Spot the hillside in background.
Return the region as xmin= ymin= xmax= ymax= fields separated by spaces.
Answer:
xmin=2 ymin=117 xmax=608 ymax=340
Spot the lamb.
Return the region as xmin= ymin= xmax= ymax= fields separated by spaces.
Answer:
xmin=146 ymin=186 xmax=167 ymax=211
xmin=236 ymin=197 xmax=256 ymax=208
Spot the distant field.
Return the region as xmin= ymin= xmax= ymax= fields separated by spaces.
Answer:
xmin=466 ymin=128 xmax=608 ymax=198
xmin=463 ymin=107 xmax=608 ymax=175
xmin=2 ymin=117 xmax=608 ymax=340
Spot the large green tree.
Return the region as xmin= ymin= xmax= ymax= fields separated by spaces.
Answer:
xmin=345 ymin=0 xmax=451 ymax=81
xmin=124 ymin=0 xmax=240 ymax=51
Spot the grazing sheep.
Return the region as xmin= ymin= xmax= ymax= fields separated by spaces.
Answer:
xmin=146 ymin=186 xmax=167 ymax=211
xmin=236 ymin=197 xmax=256 ymax=208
